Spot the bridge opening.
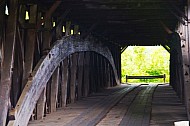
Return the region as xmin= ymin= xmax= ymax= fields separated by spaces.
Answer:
xmin=121 ymin=46 xmax=170 ymax=84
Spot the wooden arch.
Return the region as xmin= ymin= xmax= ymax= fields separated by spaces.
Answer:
xmin=12 ymin=35 xmax=120 ymax=126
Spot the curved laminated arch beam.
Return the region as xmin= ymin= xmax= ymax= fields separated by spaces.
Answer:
xmin=12 ymin=35 xmax=120 ymax=126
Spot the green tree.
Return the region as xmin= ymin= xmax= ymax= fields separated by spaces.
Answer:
xmin=121 ymin=46 xmax=170 ymax=83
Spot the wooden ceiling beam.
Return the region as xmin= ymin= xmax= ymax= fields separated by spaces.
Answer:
xmin=62 ymin=0 xmax=179 ymax=5
xmin=69 ymin=17 xmax=176 ymax=25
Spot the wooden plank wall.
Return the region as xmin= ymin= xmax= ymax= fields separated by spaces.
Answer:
xmin=169 ymin=32 xmax=185 ymax=101
xmin=0 ymin=2 xmax=121 ymax=125
xmin=0 ymin=0 xmax=19 ymax=125
xmin=176 ymin=4 xmax=190 ymax=119
xmin=170 ymin=5 xmax=190 ymax=119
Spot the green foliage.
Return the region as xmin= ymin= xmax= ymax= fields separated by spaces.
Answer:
xmin=121 ymin=46 xmax=170 ymax=83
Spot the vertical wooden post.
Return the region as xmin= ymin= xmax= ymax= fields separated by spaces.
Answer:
xmin=182 ymin=3 xmax=190 ymax=119
xmin=37 ymin=88 xmax=46 ymax=119
xmin=56 ymin=18 xmax=62 ymax=39
xmin=0 ymin=1 xmax=5 ymax=45
xmin=111 ymin=68 xmax=116 ymax=87
xmin=163 ymin=74 xmax=166 ymax=83
xmin=77 ymin=52 xmax=85 ymax=99
xmin=95 ymin=54 xmax=100 ymax=91
xmin=102 ymin=58 xmax=106 ymax=88
xmin=104 ymin=59 xmax=108 ymax=88
xmin=65 ymin=21 xmax=71 ymax=36
xmin=54 ymin=18 xmax=62 ymax=109
xmin=97 ymin=55 xmax=102 ymax=90
xmin=70 ymin=53 xmax=78 ymax=103
xmin=74 ymin=25 xmax=79 ymax=34
xmin=107 ymin=63 xmax=111 ymax=87
xmin=50 ymin=67 xmax=59 ymax=112
xmin=11 ymin=34 xmax=25 ymax=107
xmin=42 ymin=18 xmax=52 ymax=52
xmin=94 ymin=53 xmax=97 ymax=91
xmin=126 ymin=75 xmax=128 ymax=83
xmin=118 ymin=47 xmax=122 ymax=83
xmin=90 ymin=53 xmax=95 ymax=92
xmin=83 ymin=52 xmax=90 ymax=97
xmin=22 ymin=5 xmax=37 ymax=89
xmin=99 ymin=55 xmax=103 ymax=89
xmin=0 ymin=0 xmax=18 ymax=125
xmin=98 ymin=55 xmax=102 ymax=89
xmin=110 ymin=67 xmax=113 ymax=87
xmin=63 ymin=21 xmax=72 ymax=103
xmin=58 ymin=21 xmax=71 ymax=106
xmin=37 ymin=15 xmax=52 ymax=119
xmin=61 ymin=58 xmax=69 ymax=107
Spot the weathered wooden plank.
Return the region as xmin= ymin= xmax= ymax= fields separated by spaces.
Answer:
xmin=0 ymin=0 xmax=18 ymax=125
xmin=50 ymin=67 xmax=59 ymax=112
xmin=65 ymin=21 xmax=71 ymax=36
xmin=96 ymin=54 xmax=101 ymax=91
xmin=179 ymin=22 xmax=190 ymax=119
xmin=22 ymin=4 xmax=37 ymax=90
xmin=42 ymin=18 xmax=52 ymax=52
xmin=77 ymin=52 xmax=85 ymax=99
xmin=22 ymin=29 xmax=36 ymax=89
xmin=37 ymin=8 xmax=55 ymax=118
xmin=119 ymin=85 xmax=157 ymax=126
xmin=127 ymin=75 xmax=166 ymax=79
xmin=17 ymin=26 xmax=24 ymax=64
xmin=70 ymin=53 xmax=78 ymax=103
xmin=36 ymin=14 xmax=53 ymax=120
xmin=63 ymin=21 xmax=71 ymax=103
xmin=10 ymin=36 xmax=24 ymax=107
xmin=18 ymin=5 xmax=26 ymax=25
xmin=28 ymin=85 xmax=133 ymax=126
xmin=56 ymin=19 xmax=63 ymax=39
xmin=12 ymin=36 xmax=119 ymax=126
xmin=57 ymin=69 xmax=62 ymax=108
xmin=65 ymin=85 xmax=138 ymax=126
xmin=117 ymin=46 xmax=122 ymax=82
xmin=67 ymin=57 xmax=71 ymax=104
xmin=89 ymin=52 xmax=95 ymax=93
xmin=97 ymin=85 xmax=142 ymax=126
xmin=98 ymin=55 xmax=104 ymax=88
xmin=36 ymin=88 xmax=46 ymax=120
xmin=107 ymin=63 xmax=111 ymax=87
xmin=174 ymin=25 xmax=185 ymax=101
xmin=11 ymin=50 xmax=21 ymax=107
xmin=61 ymin=58 xmax=69 ymax=107
xmin=110 ymin=68 xmax=114 ymax=87
xmin=104 ymin=58 xmax=108 ymax=87
xmin=0 ymin=0 xmax=5 ymax=45
xmin=98 ymin=55 xmax=103 ymax=89
xmin=45 ymin=80 xmax=51 ymax=114
xmin=183 ymin=3 xmax=190 ymax=119
xmin=126 ymin=74 xmax=166 ymax=83
xmin=74 ymin=25 xmax=79 ymax=34
xmin=83 ymin=52 xmax=91 ymax=97
xmin=150 ymin=85 xmax=188 ymax=126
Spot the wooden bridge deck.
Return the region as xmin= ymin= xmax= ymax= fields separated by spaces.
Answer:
xmin=28 ymin=84 xmax=187 ymax=126
xmin=150 ymin=85 xmax=187 ymax=126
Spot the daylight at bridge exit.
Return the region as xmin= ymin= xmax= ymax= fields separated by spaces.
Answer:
xmin=1 ymin=0 xmax=190 ymax=126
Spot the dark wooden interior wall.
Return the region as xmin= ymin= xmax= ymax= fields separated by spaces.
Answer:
xmin=169 ymin=32 xmax=184 ymax=101
xmin=1 ymin=0 xmax=190 ymax=125
xmin=0 ymin=1 xmax=122 ymax=125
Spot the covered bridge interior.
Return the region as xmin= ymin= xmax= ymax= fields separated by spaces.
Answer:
xmin=0 ymin=0 xmax=190 ymax=126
